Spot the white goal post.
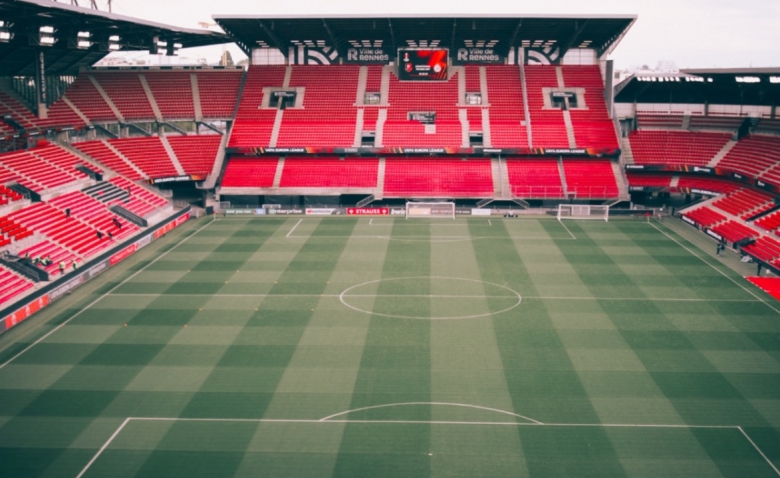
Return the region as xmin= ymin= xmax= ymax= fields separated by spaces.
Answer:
xmin=557 ymin=204 xmax=609 ymax=222
xmin=406 ymin=202 xmax=456 ymax=219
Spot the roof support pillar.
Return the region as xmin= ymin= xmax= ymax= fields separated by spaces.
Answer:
xmin=34 ymin=50 xmax=48 ymax=119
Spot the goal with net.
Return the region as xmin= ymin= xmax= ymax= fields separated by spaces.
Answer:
xmin=557 ymin=204 xmax=609 ymax=221
xmin=406 ymin=202 xmax=456 ymax=219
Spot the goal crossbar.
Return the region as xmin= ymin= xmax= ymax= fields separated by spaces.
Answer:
xmin=406 ymin=202 xmax=456 ymax=219
xmin=557 ymin=204 xmax=609 ymax=221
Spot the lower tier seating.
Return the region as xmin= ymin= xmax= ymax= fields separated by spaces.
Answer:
xmin=74 ymin=140 xmax=145 ymax=181
xmin=683 ymin=206 xmax=726 ymax=227
xmin=19 ymin=240 xmax=79 ymax=278
xmin=0 ymin=265 xmax=34 ymax=305
xmin=167 ymin=135 xmax=222 ymax=177
xmin=712 ymin=189 xmax=774 ymax=220
xmin=383 ymin=158 xmax=494 ymax=197
xmin=506 ymin=159 xmax=564 ymax=198
xmin=221 ymin=158 xmax=279 ymax=188
xmin=562 ymin=160 xmax=619 ymax=198
xmin=743 ymin=236 xmax=780 ymax=263
xmin=710 ymin=221 xmax=759 ymax=243
xmin=280 ymin=158 xmax=378 ymax=188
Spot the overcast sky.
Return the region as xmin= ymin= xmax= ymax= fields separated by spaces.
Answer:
xmin=101 ymin=0 xmax=780 ymax=70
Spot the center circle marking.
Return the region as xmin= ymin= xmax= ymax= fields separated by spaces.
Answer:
xmin=339 ymin=276 xmax=522 ymax=320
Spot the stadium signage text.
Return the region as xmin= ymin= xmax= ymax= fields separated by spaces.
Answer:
xmin=269 ymin=209 xmax=304 ymax=215
xmin=454 ymin=48 xmax=503 ymax=64
xmin=681 ymin=215 xmax=696 ymax=226
xmin=150 ymin=175 xmax=192 ymax=184
xmin=691 ymin=189 xmax=719 ymax=196
xmin=345 ymin=48 xmax=390 ymax=63
xmin=305 ymin=208 xmax=337 ymax=215
xmin=50 ymin=276 xmax=86 ymax=301
xmin=346 ymin=208 xmax=389 ymax=215
xmin=706 ymin=229 xmax=723 ymax=241
xmin=110 ymin=244 xmax=138 ymax=266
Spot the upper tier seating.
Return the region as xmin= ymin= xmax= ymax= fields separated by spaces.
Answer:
xmin=166 ymin=135 xmax=222 ymax=177
xmin=279 ymin=157 xmax=378 ymax=188
xmin=561 ymin=66 xmax=619 ymax=149
xmin=382 ymin=71 xmax=462 ymax=147
xmin=60 ymin=75 xmax=117 ymax=122
xmin=562 ymin=160 xmax=619 ymax=198
xmin=485 ymin=66 xmax=529 ymax=148
xmin=221 ymin=158 xmax=278 ymax=188
xmin=91 ymin=72 xmax=156 ymax=121
xmin=108 ymin=137 xmax=178 ymax=179
xmin=276 ymin=66 xmax=359 ymax=147
xmin=636 ymin=114 xmax=684 ymax=129
xmin=383 ymin=158 xmax=493 ymax=197
xmin=74 ymin=140 xmax=145 ymax=181
xmin=0 ymin=146 xmax=88 ymax=193
xmin=689 ymin=116 xmax=743 ymax=131
xmin=524 ymin=66 xmax=569 ymax=148
xmin=196 ymin=71 xmax=243 ymax=118
xmin=0 ymin=89 xmax=41 ymax=132
xmin=229 ymin=66 xmax=287 ymax=148
xmin=144 ymin=72 xmax=195 ymax=119
xmin=506 ymin=159 xmax=564 ymax=198
xmin=0 ymin=265 xmax=34 ymax=305
xmin=629 ymin=130 xmax=731 ymax=165
xmin=717 ymin=135 xmax=780 ymax=178
xmin=754 ymin=210 xmax=780 ymax=232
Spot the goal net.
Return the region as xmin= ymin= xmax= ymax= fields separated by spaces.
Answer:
xmin=557 ymin=204 xmax=609 ymax=221
xmin=406 ymin=202 xmax=456 ymax=219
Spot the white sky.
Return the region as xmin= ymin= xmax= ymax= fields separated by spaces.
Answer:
xmin=101 ymin=0 xmax=780 ymax=70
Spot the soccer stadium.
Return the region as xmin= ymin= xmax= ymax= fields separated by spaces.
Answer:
xmin=0 ymin=1 xmax=778 ymax=476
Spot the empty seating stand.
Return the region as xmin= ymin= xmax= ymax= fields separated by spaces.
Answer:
xmin=276 ymin=66 xmax=360 ymax=148
xmin=8 ymin=203 xmax=112 ymax=257
xmin=74 ymin=140 xmax=144 ymax=180
xmin=684 ymin=206 xmax=727 ymax=227
xmin=144 ymin=72 xmax=195 ymax=119
xmin=485 ymin=66 xmax=529 ymax=148
xmin=625 ymin=173 xmax=672 ymax=189
xmin=383 ymin=158 xmax=493 ymax=198
xmin=506 ymin=159 xmax=564 ymax=198
xmin=382 ymin=70 xmax=462 ymax=147
xmin=0 ymin=146 xmax=87 ymax=193
xmin=91 ymin=72 xmax=156 ymax=121
xmin=229 ymin=66 xmax=287 ymax=148
xmin=196 ymin=70 xmax=243 ymax=118
xmin=108 ymin=176 xmax=168 ymax=217
xmin=167 ymin=135 xmax=222 ymax=177
xmin=629 ymin=130 xmax=731 ymax=166
xmin=49 ymin=191 xmax=139 ymax=241
xmin=562 ymin=160 xmax=619 ymax=198
xmin=712 ymin=188 xmax=774 ymax=220
xmin=524 ymin=66 xmax=569 ymax=148
xmin=561 ymin=66 xmax=619 ymax=149
xmin=108 ymin=137 xmax=178 ymax=179
xmin=220 ymin=158 xmax=279 ymax=188
xmin=280 ymin=157 xmax=378 ymax=188
xmin=0 ymin=265 xmax=34 ymax=305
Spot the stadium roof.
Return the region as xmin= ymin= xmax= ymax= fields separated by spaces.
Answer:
xmin=213 ymin=14 xmax=636 ymax=60
xmin=615 ymin=68 xmax=780 ymax=106
xmin=0 ymin=0 xmax=230 ymax=77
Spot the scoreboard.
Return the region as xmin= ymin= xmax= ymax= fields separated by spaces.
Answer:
xmin=397 ymin=49 xmax=449 ymax=81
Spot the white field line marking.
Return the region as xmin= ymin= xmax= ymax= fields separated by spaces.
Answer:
xmin=489 ymin=219 xmax=492 ymax=226
xmin=77 ymin=417 xmax=778 ymax=477
xmin=649 ymin=222 xmax=780 ymax=316
xmin=369 ymin=218 xmax=373 ymax=225
xmin=739 ymin=427 xmax=780 ymax=477
xmin=75 ymin=417 xmax=132 ymax=478
xmin=368 ymin=222 xmax=492 ymax=227
xmin=286 ymin=219 xmax=303 ymax=238
xmin=287 ymin=235 xmax=575 ymax=242
xmin=106 ymin=293 xmax=760 ymax=303
xmin=558 ymin=219 xmax=577 ymax=240
xmin=0 ymin=218 xmax=216 ymax=371
xmin=318 ymin=402 xmax=543 ymax=424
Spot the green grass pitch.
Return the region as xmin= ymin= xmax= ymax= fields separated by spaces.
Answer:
xmin=0 ymin=216 xmax=779 ymax=477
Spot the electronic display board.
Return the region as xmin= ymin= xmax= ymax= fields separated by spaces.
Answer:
xmin=397 ymin=49 xmax=449 ymax=81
